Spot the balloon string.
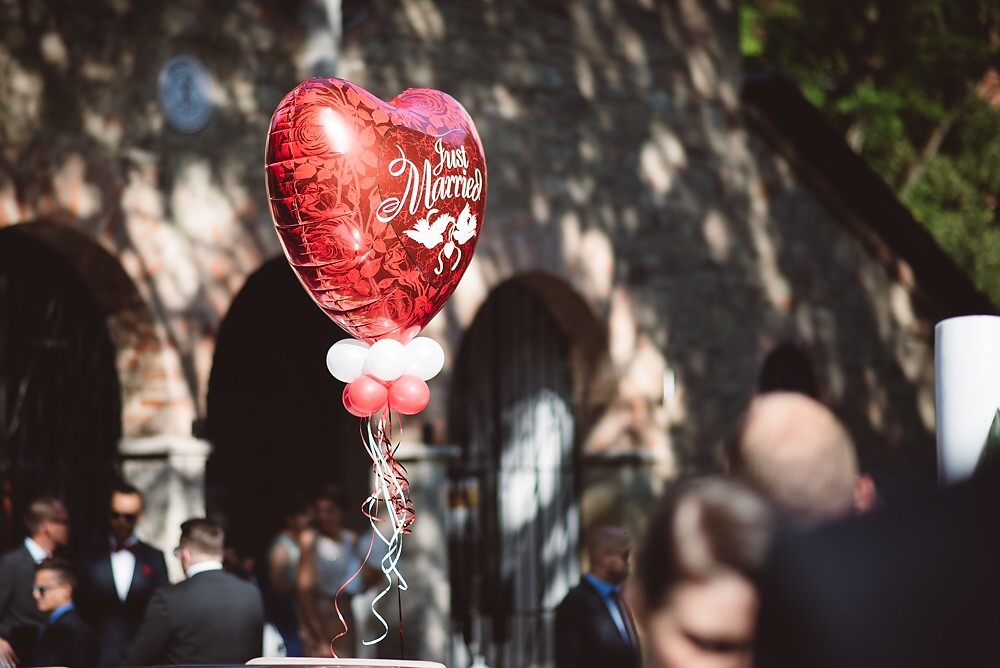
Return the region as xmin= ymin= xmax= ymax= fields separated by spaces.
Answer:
xmin=361 ymin=408 xmax=415 ymax=533
xmin=398 ymin=584 xmax=405 ymax=660
xmin=356 ymin=408 xmax=413 ymax=648
xmin=329 ymin=527 xmax=377 ymax=658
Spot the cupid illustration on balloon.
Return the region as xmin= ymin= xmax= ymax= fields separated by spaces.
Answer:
xmin=404 ymin=203 xmax=479 ymax=275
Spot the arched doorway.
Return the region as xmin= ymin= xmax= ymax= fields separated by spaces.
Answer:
xmin=449 ymin=279 xmax=580 ymax=668
xmin=206 ymin=258 xmax=371 ymax=565
xmin=758 ymin=341 xmax=822 ymax=399
xmin=0 ymin=225 xmax=122 ymax=552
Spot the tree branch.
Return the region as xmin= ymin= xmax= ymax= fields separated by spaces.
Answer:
xmin=898 ymin=94 xmax=966 ymax=199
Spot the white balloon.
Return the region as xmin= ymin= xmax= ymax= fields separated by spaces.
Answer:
xmin=326 ymin=339 xmax=370 ymax=383
xmin=405 ymin=337 xmax=445 ymax=381
xmin=365 ymin=339 xmax=408 ymax=382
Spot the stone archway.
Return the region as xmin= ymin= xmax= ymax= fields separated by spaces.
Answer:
xmin=757 ymin=341 xmax=822 ymax=400
xmin=448 ymin=274 xmax=609 ymax=668
xmin=0 ymin=223 xmax=131 ymax=550
xmin=8 ymin=222 xmax=165 ymax=439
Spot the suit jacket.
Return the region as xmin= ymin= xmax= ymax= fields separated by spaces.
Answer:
xmin=554 ymin=578 xmax=640 ymax=668
xmin=122 ymin=567 xmax=264 ymax=666
xmin=75 ymin=539 xmax=169 ymax=667
xmin=0 ymin=545 xmax=47 ymax=663
xmin=754 ymin=460 xmax=1000 ymax=668
xmin=33 ymin=607 xmax=100 ymax=668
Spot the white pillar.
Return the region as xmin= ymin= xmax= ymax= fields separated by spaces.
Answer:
xmin=935 ymin=315 xmax=1000 ymax=484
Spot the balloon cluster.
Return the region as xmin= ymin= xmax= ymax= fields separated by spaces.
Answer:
xmin=327 ymin=337 xmax=445 ymax=417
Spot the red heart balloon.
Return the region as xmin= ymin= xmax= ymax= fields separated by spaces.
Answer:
xmin=265 ymin=77 xmax=487 ymax=343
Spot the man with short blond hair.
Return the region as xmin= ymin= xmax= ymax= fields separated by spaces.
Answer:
xmin=0 ymin=496 xmax=70 ymax=667
xmin=123 ymin=517 xmax=264 ymax=665
xmin=726 ymin=392 xmax=876 ymax=528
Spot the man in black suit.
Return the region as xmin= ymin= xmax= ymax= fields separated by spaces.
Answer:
xmin=753 ymin=459 xmax=1000 ymax=668
xmin=554 ymin=526 xmax=640 ymax=668
xmin=31 ymin=558 xmax=99 ymax=668
xmin=76 ymin=483 xmax=170 ymax=667
xmin=0 ymin=497 xmax=70 ymax=667
xmin=122 ymin=517 xmax=265 ymax=665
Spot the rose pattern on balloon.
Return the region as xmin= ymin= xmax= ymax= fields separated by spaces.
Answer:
xmin=265 ymin=77 xmax=487 ymax=344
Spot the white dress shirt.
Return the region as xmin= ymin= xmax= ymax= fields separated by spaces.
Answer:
xmin=186 ymin=559 xmax=223 ymax=579
xmin=110 ymin=535 xmax=138 ymax=602
xmin=24 ymin=537 xmax=49 ymax=564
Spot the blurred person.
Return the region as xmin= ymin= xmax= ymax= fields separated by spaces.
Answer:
xmin=726 ymin=392 xmax=876 ymax=528
xmin=554 ymin=525 xmax=640 ymax=668
xmin=75 ymin=482 xmax=169 ymax=667
xmin=265 ymin=494 xmax=312 ymax=656
xmin=30 ymin=558 xmax=99 ymax=668
xmin=630 ymin=476 xmax=775 ymax=668
xmin=224 ymin=541 xmax=296 ymax=658
xmin=297 ymin=485 xmax=367 ymax=657
xmin=753 ymin=458 xmax=1000 ymax=668
xmin=268 ymin=494 xmax=312 ymax=596
xmin=122 ymin=517 xmax=264 ymax=665
xmin=0 ymin=496 xmax=70 ymax=667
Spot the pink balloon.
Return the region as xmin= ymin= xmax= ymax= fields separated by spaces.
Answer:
xmin=388 ymin=375 xmax=430 ymax=415
xmin=345 ymin=375 xmax=389 ymax=416
xmin=342 ymin=385 xmax=367 ymax=418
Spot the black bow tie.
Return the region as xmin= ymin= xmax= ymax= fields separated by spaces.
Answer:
xmin=114 ymin=541 xmax=136 ymax=553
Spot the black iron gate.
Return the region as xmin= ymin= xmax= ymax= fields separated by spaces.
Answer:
xmin=0 ymin=227 xmax=121 ymax=552
xmin=450 ymin=281 xmax=579 ymax=668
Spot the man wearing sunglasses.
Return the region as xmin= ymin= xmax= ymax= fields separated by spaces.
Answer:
xmin=75 ymin=483 xmax=169 ymax=668
xmin=32 ymin=558 xmax=99 ymax=668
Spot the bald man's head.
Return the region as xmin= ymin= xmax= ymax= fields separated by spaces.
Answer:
xmin=727 ymin=392 xmax=873 ymax=528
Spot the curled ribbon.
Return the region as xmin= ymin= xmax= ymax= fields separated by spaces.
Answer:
xmin=359 ymin=410 xmax=414 ymax=647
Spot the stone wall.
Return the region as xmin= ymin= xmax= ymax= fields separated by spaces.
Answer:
xmin=0 ymin=0 xmax=942 ymax=471
xmin=0 ymin=0 xmax=307 ymax=436
xmin=332 ymin=0 xmax=940 ymax=482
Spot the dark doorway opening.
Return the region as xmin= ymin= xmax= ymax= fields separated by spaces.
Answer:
xmin=206 ymin=258 xmax=370 ymax=568
xmin=758 ymin=341 xmax=822 ymax=400
xmin=0 ymin=226 xmax=122 ymax=552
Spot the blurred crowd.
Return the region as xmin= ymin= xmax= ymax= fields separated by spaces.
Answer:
xmin=557 ymin=389 xmax=1000 ymax=668
xmin=0 ymin=483 xmax=376 ymax=668
xmin=3 ymin=387 xmax=994 ymax=668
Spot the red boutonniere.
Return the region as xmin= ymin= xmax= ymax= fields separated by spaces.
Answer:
xmin=142 ymin=564 xmax=153 ymax=577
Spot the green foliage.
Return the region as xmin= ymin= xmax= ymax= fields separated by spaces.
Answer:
xmin=743 ymin=0 xmax=1000 ymax=306
xmin=740 ymin=5 xmax=764 ymax=57
xmin=954 ymin=101 xmax=1000 ymax=195
xmin=908 ymin=154 xmax=1000 ymax=297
